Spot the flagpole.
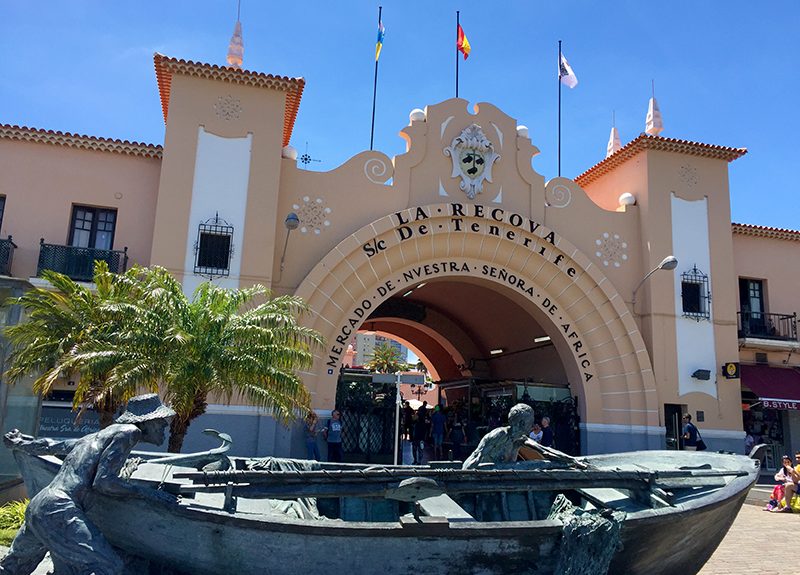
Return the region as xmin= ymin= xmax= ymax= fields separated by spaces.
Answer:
xmin=370 ymin=6 xmax=382 ymax=151
xmin=558 ymin=40 xmax=562 ymax=177
xmin=456 ymin=11 xmax=460 ymax=98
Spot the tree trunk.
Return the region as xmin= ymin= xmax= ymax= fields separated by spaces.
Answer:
xmin=167 ymin=392 xmax=208 ymax=453
xmin=97 ymin=405 xmax=116 ymax=429
xmin=167 ymin=417 xmax=190 ymax=454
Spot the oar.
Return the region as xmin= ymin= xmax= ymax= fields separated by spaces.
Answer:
xmin=132 ymin=429 xmax=232 ymax=467
xmin=521 ymin=438 xmax=592 ymax=469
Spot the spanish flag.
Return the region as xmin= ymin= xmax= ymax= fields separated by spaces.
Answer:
xmin=457 ymin=24 xmax=470 ymax=60
xmin=375 ymin=20 xmax=385 ymax=62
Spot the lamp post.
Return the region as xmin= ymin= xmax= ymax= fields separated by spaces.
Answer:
xmin=393 ymin=371 xmax=402 ymax=466
xmin=280 ymin=212 xmax=300 ymax=272
xmin=632 ymin=255 xmax=678 ymax=313
xmin=410 ymin=382 xmax=433 ymax=401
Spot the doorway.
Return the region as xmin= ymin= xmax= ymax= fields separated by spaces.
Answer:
xmin=664 ymin=404 xmax=685 ymax=450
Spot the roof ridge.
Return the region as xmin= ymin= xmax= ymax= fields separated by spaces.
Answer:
xmin=575 ymin=133 xmax=747 ymax=186
xmin=732 ymin=222 xmax=800 ymax=241
xmin=0 ymin=123 xmax=162 ymax=159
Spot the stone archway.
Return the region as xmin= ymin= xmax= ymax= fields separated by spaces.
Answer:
xmin=296 ymin=202 xmax=660 ymax=453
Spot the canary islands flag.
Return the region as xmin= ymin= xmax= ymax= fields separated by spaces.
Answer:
xmin=457 ymin=24 xmax=471 ymax=59
xmin=375 ymin=20 xmax=385 ymax=61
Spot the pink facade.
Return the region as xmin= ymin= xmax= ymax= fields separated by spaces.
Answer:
xmin=0 ymin=53 xmax=798 ymax=463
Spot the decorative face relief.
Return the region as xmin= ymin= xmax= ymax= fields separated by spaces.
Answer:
xmin=444 ymin=124 xmax=500 ymax=200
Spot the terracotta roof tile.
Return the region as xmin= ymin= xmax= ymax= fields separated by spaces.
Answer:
xmin=732 ymin=222 xmax=800 ymax=242
xmin=153 ymin=54 xmax=304 ymax=147
xmin=0 ymin=124 xmax=162 ymax=159
xmin=575 ymin=134 xmax=747 ymax=186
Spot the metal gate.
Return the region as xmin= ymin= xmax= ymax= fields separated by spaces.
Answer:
xmin=335 ymin=369 xmax=397 ymax=463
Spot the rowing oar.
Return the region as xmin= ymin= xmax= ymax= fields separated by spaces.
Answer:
xmin=173 ymin=467 xmax=747 ymax=501
xmin=521 ymin=438 xmax=592 ymax=470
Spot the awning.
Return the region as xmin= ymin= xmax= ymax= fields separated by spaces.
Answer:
xmin=741 ymin=365 xmax=800 ymax=410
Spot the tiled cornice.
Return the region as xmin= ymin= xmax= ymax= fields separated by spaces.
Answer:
xmin=576 ymin=134 xmax=747 ymax=186
xmin=154 ymin=53 xmax=305 ymax=147
xmin=0 ymin=124 xmax=162 ymax=159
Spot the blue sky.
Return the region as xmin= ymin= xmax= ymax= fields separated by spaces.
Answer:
xmin=2 ymin=1 xmax=798 ymax=229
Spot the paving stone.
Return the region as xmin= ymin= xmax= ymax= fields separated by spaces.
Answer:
xmin=697 ymin=503 xmax=792 ymax=574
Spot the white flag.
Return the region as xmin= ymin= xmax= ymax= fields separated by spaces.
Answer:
xmin=559 ymin=53 xmax=578 ymax=89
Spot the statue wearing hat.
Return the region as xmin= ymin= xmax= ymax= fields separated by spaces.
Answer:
xmin=1 ymin=394 xmax=176 ymax=575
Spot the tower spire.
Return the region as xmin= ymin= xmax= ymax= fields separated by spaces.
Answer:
xmin=645 ymin=79 xmax=664 ymax=136
xmin=226 ymin=0 xmax=244 ymax=69
xmin=606 ymin=111 xmax=621 ymax=158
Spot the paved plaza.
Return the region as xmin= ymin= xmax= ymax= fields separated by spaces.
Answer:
xmin=698 ymin=498 xmax=791 ymax=575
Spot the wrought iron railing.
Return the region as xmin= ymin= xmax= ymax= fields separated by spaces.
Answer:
xmin=0 ymin=236 xmax=17 ymax=276
xmin=738 ymin=311 xmax=798 ymax=342
xmin=37 ymin=239 xmax=128 ymax=282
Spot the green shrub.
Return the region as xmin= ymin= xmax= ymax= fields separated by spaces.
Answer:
xmin=0 ymin=500 xmax=27 ymax=531
xmin=0 ymin=528 xmax=18 ymax=547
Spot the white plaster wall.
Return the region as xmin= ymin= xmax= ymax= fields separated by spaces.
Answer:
xmin=671 ymin=194 xmax=717 ymax=398
xmin=182 ymin=127 xmax=252 ymax=296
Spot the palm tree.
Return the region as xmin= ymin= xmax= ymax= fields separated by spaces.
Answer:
xmin=3 ymin=261 xmax=145 ymax=427
xmin=365 ymin=341 xmax=407 ymax=374
xmin=92 ymin=267 xmax=323 ymax=452
xmin=5 ymin=264 xmax=323 ymax=452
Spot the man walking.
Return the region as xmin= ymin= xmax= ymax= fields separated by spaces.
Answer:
xmin=682 ymin=414 xmax=699 ymax=450
xmin=1 ymin=394 xmax=176 ymax=575
xmin=430 ymin=405 xmax=447 ymax=460
xmin=323 ymin=410 xmax=344 ymax=463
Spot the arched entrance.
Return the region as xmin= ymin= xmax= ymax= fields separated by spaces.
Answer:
xmin=296 ymin=203 xmax=660 ymax=453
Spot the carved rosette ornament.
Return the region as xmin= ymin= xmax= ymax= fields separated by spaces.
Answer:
xmin=214 ymin=95 xmax=242 ymax=120
xmin=444 ymin=124 xmax=500 ymax=200
xmin=293 ymin=196 xmax=332 ymax=235
xmin=595 ymin=232 xmax=628 ymax=268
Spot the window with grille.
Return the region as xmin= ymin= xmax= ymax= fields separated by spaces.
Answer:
xmin=681 ymin=265 xmax=711 ymax=320
xmin=194 ymin=215 xmax=234 ymax=278
xmin=69 ymin=206 xmax=117 ymax=250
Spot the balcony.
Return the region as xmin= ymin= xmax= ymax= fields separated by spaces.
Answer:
xmin=37 ymin=240 xmax=128 ymax=282
xmin=738 ymin=311 xmax=798 ymax=342
xmin=0 ymin=236 xmax=17 ymax=276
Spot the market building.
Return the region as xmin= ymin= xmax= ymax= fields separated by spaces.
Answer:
xmin=1 ymin=50 xmax=798 ymax=483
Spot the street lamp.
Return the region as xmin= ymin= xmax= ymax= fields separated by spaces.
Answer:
xmin=275 ymin=213 xmax=300 ymax=283
xmin=632 ymin=255 xmax=678 ymax=312
xmin=280 ymin=212 xmax=300 ymax=272
xmin=410 ymin=382 xmax=434 ymax=401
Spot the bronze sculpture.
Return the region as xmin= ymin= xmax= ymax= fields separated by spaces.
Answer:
xmin=0 ymin=394 xmax=176 ymax=575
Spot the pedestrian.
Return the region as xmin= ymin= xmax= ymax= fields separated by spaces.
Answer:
xmin=529 ymin=423 xmax=543 ymax=443
xmin=744 ymin=432 xmax=755 ymax=455
xmin=682 ymin=414 xmax=706 ymax=451
xmin=449 ymin=419 xmax=465 ymax=461
xmin=765 ymin=455 xmax=793 ymax=511
xmin=304 ymin=411 xmax=320 ymax=460
xmin=540 ymin=417 xmax=554 ymax=447
xmin=402 ymin=401 xmax=414 ymax=441
xmin=772 ymin=451 xmax=800 ymax=513
xmin=412 ymin=403 xmax=428 ymax=465
xmin=430 ymin=404 xmax=447 ymax=460
xmin=323 ymin=409 xmax=344 ymax=463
